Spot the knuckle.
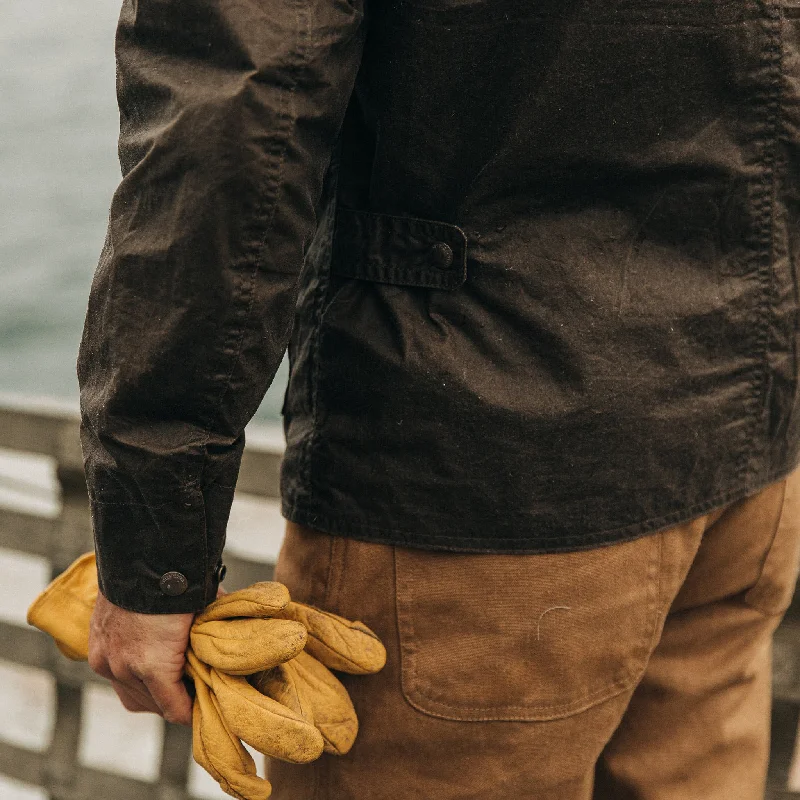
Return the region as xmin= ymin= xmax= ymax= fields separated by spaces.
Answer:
xmin=87 ymin=651 xmax=103 ymax=674
xmin=131 ymin=664 xmax=155 ymax=683
xmin=87 ymin=648 xmax=108 ymax=676
xmin=106 ymin=657 xmax=127 ymax=680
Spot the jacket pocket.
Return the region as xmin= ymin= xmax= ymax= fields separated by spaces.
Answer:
xmin=395 ymin=531 xmax=663 ymax=721
xmin=744 ymin=468 xmax=800 ymax=617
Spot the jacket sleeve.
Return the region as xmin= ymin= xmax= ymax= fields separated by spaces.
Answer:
xmin=77 ymin=0 xmax=365 ymax=613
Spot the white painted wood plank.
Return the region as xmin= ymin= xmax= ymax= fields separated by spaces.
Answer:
xmin=0 ymin=659 xmax=55 ymax=752
xmin=79 ymin=683 xmax=163 ymax=783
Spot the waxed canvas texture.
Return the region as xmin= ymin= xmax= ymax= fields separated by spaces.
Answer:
xmin=78 ymin=0 xmax=800 ymax=611
xmin=281 ymin=0 xmax=800 ymax=549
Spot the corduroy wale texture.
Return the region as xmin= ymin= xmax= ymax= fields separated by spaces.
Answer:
xmin=79 ymin=0 xmax=800 ymax=612
xmin=26 ymin=554 xmax=386 ymax=800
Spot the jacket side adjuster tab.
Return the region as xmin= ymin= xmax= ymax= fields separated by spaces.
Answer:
xmin=331 ymin=207 xmax=468 ymax=290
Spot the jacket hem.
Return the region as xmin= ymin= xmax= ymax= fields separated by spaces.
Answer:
xmin=281 ymin=462 xmax=800 ymax=554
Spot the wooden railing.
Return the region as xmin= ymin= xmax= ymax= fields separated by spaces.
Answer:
xmin=0 ymin=395 xmax=282 ymax=800
xmin=1 ymin=395 xmax=800 ymax=798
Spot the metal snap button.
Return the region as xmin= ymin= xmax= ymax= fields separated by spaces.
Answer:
xmin=430 ymin=242 xmax=454 ymax=269
xmin=214 ymin=561 xmax=227 ymax=584
xmin=159 ymin=571 xmax=189 ymax=597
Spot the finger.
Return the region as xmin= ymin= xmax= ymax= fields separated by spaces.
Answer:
xmin=140 ymin=673 xmax=194 ymax=727
xmin=111 ymin=680 xmax=161 ymax=715
xmin=110 ymin=662 xmax=184 ymax=721
xmin=113 ymin=670 xmax=162 ymax=713
xmin=124 ymin=672 xmax=164 ymax=708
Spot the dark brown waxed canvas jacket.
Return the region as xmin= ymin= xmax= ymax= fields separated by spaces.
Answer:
xmin=78 ymin=0 xmax=800 ymax=613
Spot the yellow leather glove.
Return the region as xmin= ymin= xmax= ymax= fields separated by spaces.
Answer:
xmin=27 ymin=553 xmax=386 ymax=800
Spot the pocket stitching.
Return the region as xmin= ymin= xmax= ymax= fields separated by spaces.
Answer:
xmin=396 ymin=534 xmax=663 ymax=722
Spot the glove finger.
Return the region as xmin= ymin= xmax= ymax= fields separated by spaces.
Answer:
xmin=249 ymin=666 xmax=313 ymax=728
xmin=252 ymin=651 xmax=358 ymax=756
xmin=278 ymin=602 xmax=387 ymax=675
xmin=191 ymin=618 xmax=307 ymax=675
xmin=192 ymin=676 xmax=271 ymax=800
xmin=195 ymin=583 xmax=290 ymax=624
xmin=210 ymin=668 xmax=324 ymax=764
xmin=26 ymin=551 xmax=97 ymax=661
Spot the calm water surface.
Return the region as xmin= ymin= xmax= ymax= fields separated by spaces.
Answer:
xmin=0 ymin=0 xmax=286 ymax=420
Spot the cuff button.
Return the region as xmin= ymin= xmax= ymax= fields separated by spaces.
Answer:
xmin=159 ymin=571 xmax=189 ymax=597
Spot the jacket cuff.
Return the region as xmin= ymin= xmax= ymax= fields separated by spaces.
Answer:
xmin=80 ymin=424 xmax=241 ymax=614
xmin=91 ymin=492 xmax=219 ymax=614
xmin=91 ymin=493 xmax=225 ymax=614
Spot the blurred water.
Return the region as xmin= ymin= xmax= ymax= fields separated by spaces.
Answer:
xmin=0 ymin=0 xmax=286 ymax=420
xmin=1 ymin=11 xmax=288 ymax=794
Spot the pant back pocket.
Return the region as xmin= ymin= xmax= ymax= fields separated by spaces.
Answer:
xmin=395 ymin=532 xmax=663 ymax=721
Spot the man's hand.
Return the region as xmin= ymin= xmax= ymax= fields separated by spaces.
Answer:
xmin=88 ymin=591 xmax=195 ymax=726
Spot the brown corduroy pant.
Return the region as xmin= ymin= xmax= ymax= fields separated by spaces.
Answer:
xmin=268 ymin=469 xmax=800 ymax=799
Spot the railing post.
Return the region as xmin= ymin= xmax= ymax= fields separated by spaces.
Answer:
xmin=42 ymin=421 xmax=93 ymax=799
xmin=53 ymin=421 xmax=93 ymax=572
xmin=45 ymin=683 xmax=84 ymax=800
xmin=157 ymin=723 xmax=193 ymax=800
xmin=0 ymin=399 xmax=288 ymax=798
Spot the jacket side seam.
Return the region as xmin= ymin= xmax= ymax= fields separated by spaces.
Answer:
xmin=298 ymin=139 xmax=345 ymax=498
xmin=741 ymin=0 xmax=784 ymax=490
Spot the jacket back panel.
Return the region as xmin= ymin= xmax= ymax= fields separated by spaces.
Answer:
xmin=281 ymin=0 xmax=800 ymax=550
